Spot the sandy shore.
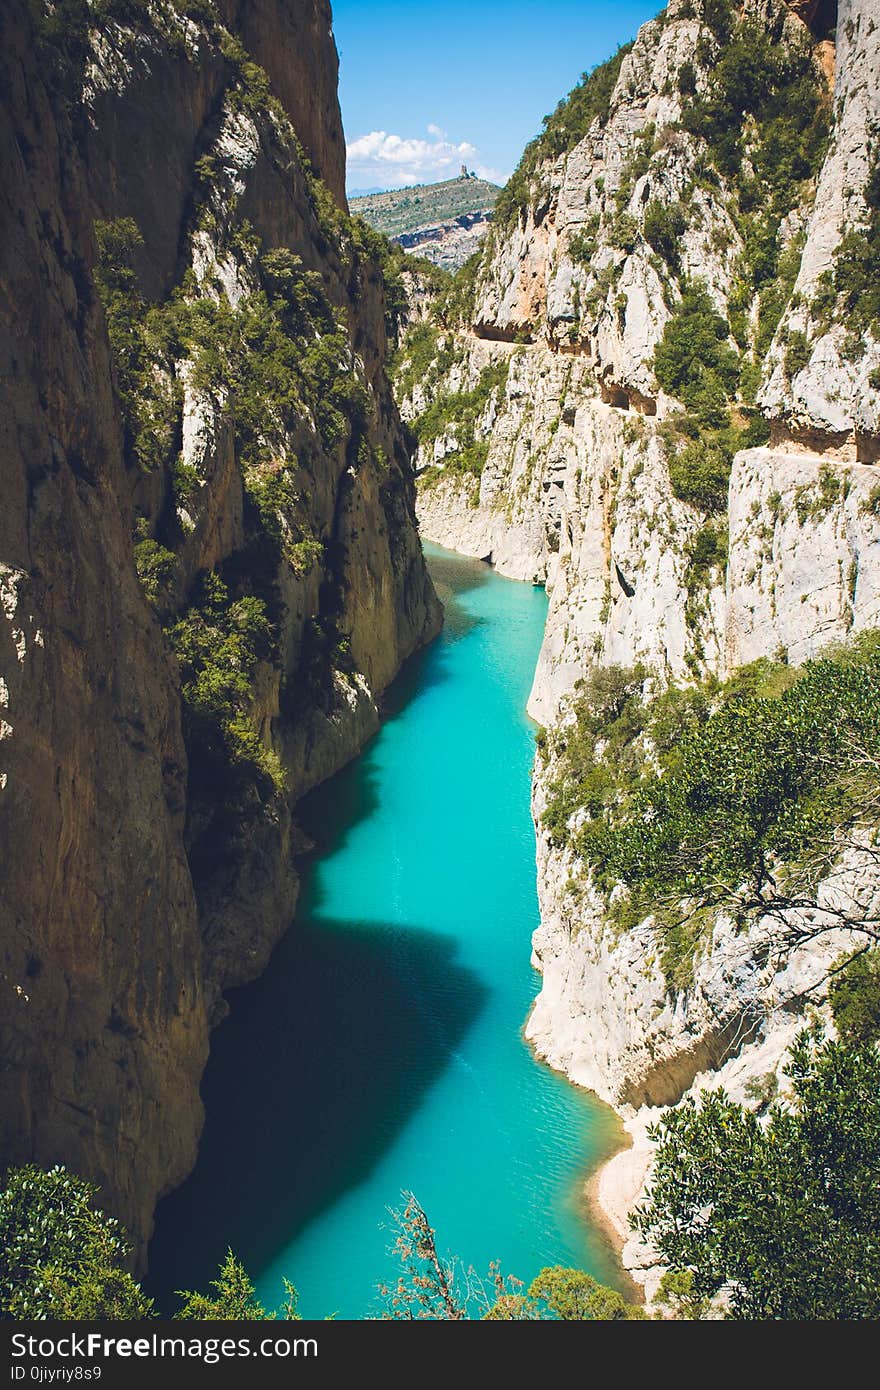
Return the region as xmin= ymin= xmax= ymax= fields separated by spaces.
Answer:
xmin=585 ymin=1112 xmax=658 ymax=1304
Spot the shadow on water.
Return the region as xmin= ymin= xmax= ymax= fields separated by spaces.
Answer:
xmin=147 ymin=903 xmax=487 ymax=1311
xmin=146 ymin=552 xmax=495 ymax=1310
xmin=149 ymin=703 xmax=490 ymax=1306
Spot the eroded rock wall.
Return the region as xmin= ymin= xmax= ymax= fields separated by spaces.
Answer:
xmin=0 ymin=0 xmax=439 ymax=1260
xmin=404 ymin=0 xmax=880 ymax=1299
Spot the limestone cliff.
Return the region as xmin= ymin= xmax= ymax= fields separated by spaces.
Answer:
xmin=398 ymin=0 xmax=879 ymax=1300
xmin=0 ymin=0 xmax=440 ymax=1261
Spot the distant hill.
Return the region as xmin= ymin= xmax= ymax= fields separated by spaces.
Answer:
xmin=350 ymin=173 xmax=501 ymax=271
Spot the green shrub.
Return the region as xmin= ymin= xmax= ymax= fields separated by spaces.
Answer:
xmin=686 ymin=521 xmax=728 ymax=583
xmin=169 ymin=571 xmax=283 ymax=790
xmin=667 ymin=434 xmax=734 ymax=512
xmin=653 ymin=279 xmax=739 ymax=425
xmin=738 ymin=358 xmax=762 ymax=404
xmin=643 ymin=200 xmax=686 ymax=274
xmin=134 ymin=536 xmax=177 ymax=610
xmin=94 ymin=218 xmax=183 ymax=474
xmin=677 ymin=60 xmax=697 ymax=97
xmin=609 ymin=212 xmax=639 ymax=254
xmin=861 ymin=482 xmax=880 ymax=517
xmin=568 ymin=215 xmax=601 ymax=265
xmin=177 ymin=1250 xmax=296 ymax=1320
xmin=0 ymin=1166 xmax=152 ymax=1319
xmin=527 ymin=1267 xmax=645 ymax=1321
xmin=783 ymin=329 xmax=810 ymax=378
xmin=829 ymin=950 xmax=880 ymax=1045
xmin=832 ymin=154 xmax=880 ymax=334
xmin=172 ymin=456 xmax=200 ymax=509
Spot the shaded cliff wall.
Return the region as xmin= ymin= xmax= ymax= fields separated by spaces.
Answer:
xmin=0 ymin=0 xmax=439 ymax=1260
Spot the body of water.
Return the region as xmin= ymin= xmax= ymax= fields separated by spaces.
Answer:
xmin=148 ymin=544 xmax=621 ymax=1318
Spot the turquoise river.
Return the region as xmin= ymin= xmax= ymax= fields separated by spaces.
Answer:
xmin=149 ymin=544 xmax=621 ymax=1318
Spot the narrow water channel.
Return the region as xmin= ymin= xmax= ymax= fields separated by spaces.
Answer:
xmin=148 ymin=544 xmax=621 ymax=1318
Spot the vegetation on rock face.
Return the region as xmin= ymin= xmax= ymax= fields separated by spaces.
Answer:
xmin=679 ymin=1 xmax=831 ymax=380
xmin=93 ymin=217 xmax=181 ymax=475
xmin=652 ymin=280 xmax=740 ymax=425
xmin=431 ymin=250 xmax=484 ymax=330
xmin=169 ymin=572 xmax=284 ymax=792
xmin=633 ymin=1028 xmax=880 ymax=1320
xmin=683 ymin=4 xmax=829 ymax=205
xmin=94 ymin=220 xmax=364 ymax=493
xmin=642 ymin=199 xmax=687 ymax=276
xmin=88 ymin=12 xmax=405 ymax=822
xmin=411 ymin=359 xmax=510 ymax=483
xmin=94 ymin=211 xmax=368 ymax=801
xmin=653 ymin=279 xmax=769 ymax=517
xmin=0 ymin=1166 xmax=152 ymax=1320
xmin=391 ymin=321 xmax=461 ymax=404
xmin=829 ymin=948 xmax=880 ymax=1047
xmin=542 ymin=631 xmax=880 ymax=990
xmin=824 ymin=150 xmax=880 ymax=340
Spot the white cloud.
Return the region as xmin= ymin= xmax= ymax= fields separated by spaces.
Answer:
xmin=346 ymin=125 xmax=500 ymax=190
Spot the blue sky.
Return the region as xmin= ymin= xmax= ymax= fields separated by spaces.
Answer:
xmin=332 ymin=1 xmax=661 ymax=194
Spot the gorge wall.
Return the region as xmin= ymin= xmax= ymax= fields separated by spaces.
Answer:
xmin=398 ymin=0 xmax=880 ymax=1298
xmin=0 ymin=0 xmax=440 ymax=1261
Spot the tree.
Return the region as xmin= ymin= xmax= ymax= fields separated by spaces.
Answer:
xmin=0 ymin=1165 xmax=153 ymax=1320
xmin=653 ymin=1269 xmax=712 ymax=1321
xmin=569 ymin=633 xmax=880 ymax=984
xmin=175 ymin=1250 xmax=300 ymax=1320
xmin=828 ymin=948 xmax=880 ymax=1045
xmin=528 ymin=1266 xmax=645 ymax=1320
xmin=632 ymin=1028 xmax=880 ymax=1319
xmin=378 ymin=1192 xmax=468 ymax=1319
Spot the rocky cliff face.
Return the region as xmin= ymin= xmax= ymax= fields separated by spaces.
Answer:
xmin=398 ymin=0 xmax=879 ymax=1299
xmin=0 ymin=0 xmax=439 ymax=1262
xmin=760 ymin=0 xmax=880 ymax=438
xmin=395 ymin=212 xmax=492 ymax=273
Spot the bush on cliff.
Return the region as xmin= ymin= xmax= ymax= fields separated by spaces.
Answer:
xmin=633 ymin=1027 xmax=880 ymax=1319
xmin=169 ymin=571 xmax=284 ymax=792
xmin=542 ymin=631 xmax=880 ymax=988
xmin=0 ymin=1165 xmax=152 ymax=1319
xmin=829 ymin=948 xmax=880 ymax=1046
xmin=652 ymin=280 xmax=739 ymax=425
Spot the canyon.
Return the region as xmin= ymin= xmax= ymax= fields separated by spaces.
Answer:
xmin=2 ymin=0 xmax=878 ymax=1314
